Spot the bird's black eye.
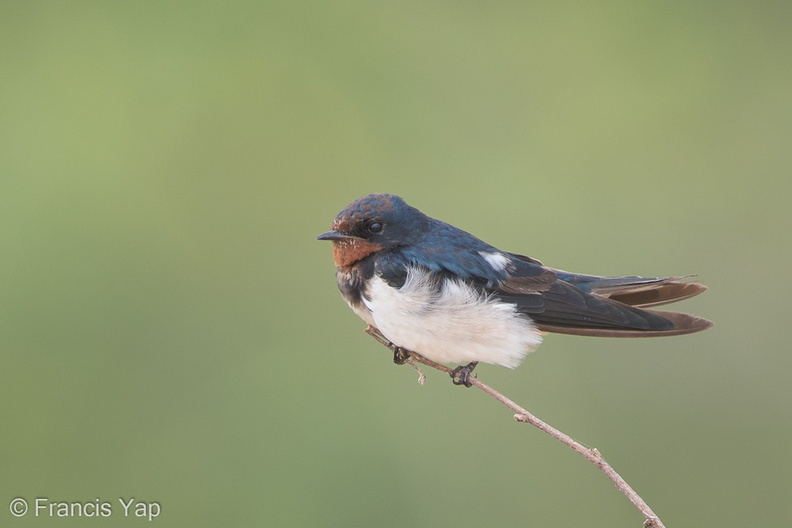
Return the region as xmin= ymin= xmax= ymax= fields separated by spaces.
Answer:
xmin=368 ymin=222 xmax=383 ymax=233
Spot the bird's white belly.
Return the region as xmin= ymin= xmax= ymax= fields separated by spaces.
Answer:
xmin=361 ymin=268 xmax=542 ymax=368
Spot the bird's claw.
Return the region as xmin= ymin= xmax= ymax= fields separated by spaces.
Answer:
xmin=392 ymin=347 xmax=410 ymax=365
xmin=450 ymin=361 xmax=479 ymax=387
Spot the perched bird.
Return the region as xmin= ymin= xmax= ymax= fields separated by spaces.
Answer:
xmin=317 ymin=193 xmax=711 ymax=384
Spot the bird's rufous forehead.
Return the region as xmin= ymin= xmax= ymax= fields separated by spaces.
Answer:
xmin=331 ymin=193 xmax=401 ymax=232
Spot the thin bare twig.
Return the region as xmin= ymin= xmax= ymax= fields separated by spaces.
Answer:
xmin=365 ymin=325 xmax=666 ymax=528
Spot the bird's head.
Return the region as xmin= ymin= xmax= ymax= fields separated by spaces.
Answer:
xmin=317 ymin=193 xmax=428 ymax=268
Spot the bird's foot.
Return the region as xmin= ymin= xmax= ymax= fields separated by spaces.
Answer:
xmin=450 ymin=361 xmax=479 ymax=388
xmin=392 ymin=347 xmax=410 ymax=365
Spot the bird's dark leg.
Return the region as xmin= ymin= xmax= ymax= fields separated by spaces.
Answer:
xmin=450 ymin=361 xmax=479 ymax=388
xmin=392 ymin=346 xmax=410 ymax=365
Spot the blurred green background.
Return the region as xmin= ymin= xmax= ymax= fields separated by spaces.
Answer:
xmin=2 ymin=2 xmax=790 ymax=527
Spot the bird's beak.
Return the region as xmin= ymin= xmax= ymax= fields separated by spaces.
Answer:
xmin=317 ymin=229 xmax=356 ymax=241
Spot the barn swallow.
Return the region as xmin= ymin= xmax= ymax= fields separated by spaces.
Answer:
xmin=317 ymin=194 xmax=711 ymax=385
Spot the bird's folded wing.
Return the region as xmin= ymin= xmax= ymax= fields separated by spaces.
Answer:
xmin=495 ymin=258 xmax=712 ymax=336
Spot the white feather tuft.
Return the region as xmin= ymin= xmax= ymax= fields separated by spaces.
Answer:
xmin=478 ymin=251 xmax=511 ymax=272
